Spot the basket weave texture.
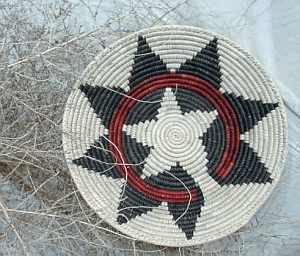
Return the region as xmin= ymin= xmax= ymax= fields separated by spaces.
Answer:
xmin=63 ymin=25 xmax=287 ymax=246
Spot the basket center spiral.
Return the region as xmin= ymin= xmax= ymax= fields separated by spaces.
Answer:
xmin=143 ymin=89 xmax=208 ymax=163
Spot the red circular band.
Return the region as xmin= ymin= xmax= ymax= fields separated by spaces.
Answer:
xmin=109 ymin=73 xmax=240 ymax=203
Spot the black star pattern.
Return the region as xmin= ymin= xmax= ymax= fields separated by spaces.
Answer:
xmin=73 ymin=35 xmax=279 ymax=240
xmin=128 ymin=35 xmax=169 ymax=89
xmin=117 ymin=185 xmax=162 ymax=224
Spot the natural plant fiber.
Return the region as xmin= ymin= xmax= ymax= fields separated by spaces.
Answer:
xmin=62 ymin=25 xmax=287 ymax=246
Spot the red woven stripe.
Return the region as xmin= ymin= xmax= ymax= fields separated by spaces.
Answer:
xmin=109 ymin=73 xmax=240 ymax=203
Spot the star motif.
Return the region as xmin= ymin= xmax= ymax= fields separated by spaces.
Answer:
xmin=72 ymin=34 xmax=279 ymax=240
xmin=123 ymin=87 xmax=218 ymax=180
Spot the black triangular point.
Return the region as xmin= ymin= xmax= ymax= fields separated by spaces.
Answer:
xmin=73 ymin=137 xmax=122 ymax=179
xmin=79 ymin=84 xmax=124 ymax=129
xmin=224 ymin=93 xmax=279 ymax=134
xmin=117 ymin=185 xmax=161 ymax=224
xmin=178 ymin=37 xmax=222 ymax=89
xmin=221 ymin=141 xmax=273 ymax=185
xmin=168 ymin=187 xmax=204 ymax=240
xmin=129 ymin=35 xmax=168 ymax=88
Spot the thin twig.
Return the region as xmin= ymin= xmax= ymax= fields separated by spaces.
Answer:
xmin=0 ymin=196 xmax=31 ymax=256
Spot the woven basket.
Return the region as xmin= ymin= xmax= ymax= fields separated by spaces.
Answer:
xmin=62 ymin=25 xmax=287 ymax=246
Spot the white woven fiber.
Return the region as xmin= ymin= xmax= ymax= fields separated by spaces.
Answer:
xmin=63 ymin=25 xmax=287 ymax=247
